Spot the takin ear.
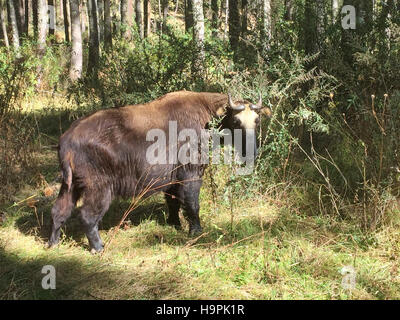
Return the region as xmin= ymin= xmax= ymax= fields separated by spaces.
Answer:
xmin=216 ymin=106 xmax=227 ymax=117
xmin=261 ymin=107 xmax=272 ymax=118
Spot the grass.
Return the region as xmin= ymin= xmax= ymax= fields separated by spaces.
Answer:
xmin=1 ymin=95 xmax=400 ymax=300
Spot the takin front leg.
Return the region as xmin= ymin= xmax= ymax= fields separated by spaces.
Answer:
xmin=48 ymin=182 xmax=78 ymax=248
xmin=181 ymin=180 xmax=203 ymax=236
xmin=79 ymin=188 xmax=111 ymax=253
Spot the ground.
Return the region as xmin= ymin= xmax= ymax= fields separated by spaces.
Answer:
xmin=0 ymin=96 xmax=399 ymax=300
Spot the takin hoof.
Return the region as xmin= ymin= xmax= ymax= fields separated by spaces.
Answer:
xmin=90 ymin=247 xmax=104 ymax=255
xmin=189 ymin=226 xmax=203 ymax=237
xmin=166 ymin=219 xmax=182 ymax=230
xmin=170 ymin=223 xmax=182 ymax=231
xmin=47 ymin=241 xmax=59 ymax=249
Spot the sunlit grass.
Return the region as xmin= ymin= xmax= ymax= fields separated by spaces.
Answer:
xmin=1 ymin=95 xmax=399 ymax=300
xmin=1 ymin=177 xmax=400 ymax=299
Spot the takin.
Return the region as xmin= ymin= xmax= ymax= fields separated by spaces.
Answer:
xmin=48 ymin=91 xmax=272 ymax=252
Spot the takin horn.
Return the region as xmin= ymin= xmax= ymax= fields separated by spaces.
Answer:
xmin=228 ymin=93 xmax=245 ymax=111
xmin=250 ymin=93 xmax=263 ymax=110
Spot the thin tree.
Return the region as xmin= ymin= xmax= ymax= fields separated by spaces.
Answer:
xmin=185 ymin=0 xmax=193 ymax=32
xmin=161 ymin=0 xmax=168 ymax=29
xmin=32 ymin=0 xmax=38 ymax=38
xmin=8 ymin=0 xmax=20 ymax=52
xmin=13 ymin=0 xmax=23 ymax=40
xmin=228 ymin=0 xmax=239 ymax=54
xmin=37 ymin=0 xmax=47 ymax=54
xmin=260 ymin=0 xmax=271 ymax=50
xmin=15 ymin=0 xmax=27 ymax=39
xmin=24 ymin=0 xmax=28 ymax=34
xmin=121 ymin=0 xmax=133 ymax=39
xmin=191 ymin=0 xmax=204 ymax=79
xmin=284 ymin=0 xmax=293 ymax=21
xmin=63 ymin=0 xmax=69 ymax=42
xmin=136 ymin=0 xmax=143 ymax=39
xmin=304 ymin=0 xmax=324 ymax=54
xmin=211 ymin=0 xmax=218 ymax=35
xmin=97 ymin=0 xmax=104 ymax=42
xmin=332 ymin=0 xmax=339 ymax=22
xmin=48 ymin=0 xmax=56 ymax=38
xmin=87 ymin=0 xmax=99 ymax=77
xmin=174 ymin=0 xmax=178 ymax=13
xmin=121 ymin=0 xmax=127 ymax=34
xmin=241 ymin=0 xmax=247 ymax=38
xmin=81 ymin=0 xmax=87 ymax=35
xmin=223 ymin=0 xmax=228 ymax=40
xmin=36 ymin=0 xmax=47 ymax=88
xmin=69 ymin=0 xmax=82 ymax=81
xmin=144 ymin=0 xmax=151 ymax=37
xmin=0 ymin=0 xmax=9 ymax=47
xmin=342 ymin=0 xmax=373 ymax=35
xmin=104 ymin=0 xmax=112 ymax=49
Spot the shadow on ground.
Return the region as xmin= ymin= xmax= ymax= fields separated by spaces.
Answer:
xmin=14 ymin=196 xmax=169 ymax=249
xmin=0 ymin=245 xmax=185 ymax=299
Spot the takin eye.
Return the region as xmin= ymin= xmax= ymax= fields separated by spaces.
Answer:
xmin=233 ymin=118 xmax=241 ymax=126
xmin=255 ymin=117 xmax=260 ymax=125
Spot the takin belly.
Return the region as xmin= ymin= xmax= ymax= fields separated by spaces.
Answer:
xmin=73 ymin=160 xmax=178 ymax=199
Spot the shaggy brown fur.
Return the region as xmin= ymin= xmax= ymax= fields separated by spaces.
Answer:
xmin=48 ymin=91 xmax=267 ymax=252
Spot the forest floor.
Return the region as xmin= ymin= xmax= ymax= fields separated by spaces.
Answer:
xmin=1 ymin=95 xmax=400 ymax=300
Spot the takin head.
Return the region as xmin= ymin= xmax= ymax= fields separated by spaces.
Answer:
xmin=217 ymin=93 xmax=272 ymax=158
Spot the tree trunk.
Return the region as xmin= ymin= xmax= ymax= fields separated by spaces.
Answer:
xmin=104 ymin=0 xmax=112 ymax=49
xmin=223 ymin=0 xmax=228 ymax=40
xmin=24 ymin=0 xmax=28 ymax=34
xmin=191 ymin=0 xmax=204 ymax=79
xmin=13 ymin=0 xmax=22 ymax=40
xmin=35 ymin=0 xmax=47 ymax=87
xmin=332 ymin=0 xmax=339 ymax=22
xmin=69 ymin=0 xmax=82 ymax=81
xmin=261 ymin=0 xmax=271 ymax=40
xmin=19 ymin=0 xmax=26 ymax=36
xmin=211 ymin=0 xmax=218 ymax=35
xmin=284 ymin=0 xmax=293 ymax=21
xmin=143 ymin=0 xmax=150 ymax=37
xmin=316 ymin=0 xmax=324 ymax=41
xmin=87 ymin=0 xmax=99 ymax=77
xmin=304 ymin=0 xmax=324 ymax=54
xmin=97 ymin=0 xmax=103 ymax=42
xmin=63 ymin=0 xmax=69 ymax=41
xmin=174 ymin=0 xmax=178 ymax=13
xmin=32 ymin=0 xmax=38 ymax=38
xmin=0 ymin=0 xmax=9 ymax=47
xmin=136 ymin=0 xmax=143 ymax=38
xmin=121 ymin=0 xmax=133 ymax=39
xmin=185 ymin=0 xmax=193 ymax=32
xmin=16 ymin=0 xmax=27 ymax=39
xmin=8 ymin=0 xmax=20 ymax=51
xmin=162 ymin=0 xmax=168 ymax=26
xmin=121 ymin=0 xmax=127 ymax=34
xmin=81 ymin=0 xmax=86 ymax=36
xmin=228 ymin=0 xmax=239 ymax=53
xmin=48 ymin=0 xmax=56 ymax=38
xmin=0 ymin=0 xmax=10 ymax=48
xmin=37 ymin=0 xmax=47 ymax=54
xmin=342 ymin=0 xmax=373 ymax=35
xmin=241 ymin=0 xmax=247 ymax=38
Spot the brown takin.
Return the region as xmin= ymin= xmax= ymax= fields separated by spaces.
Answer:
xmin=48 ymin=91 xmax=272 ymax=252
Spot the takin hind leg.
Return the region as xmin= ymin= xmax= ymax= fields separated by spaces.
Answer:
xmin=165 ymin=187 xmax=182 ymax=230
xmin=48 ymin=182 xmax=79 ymax=248
xmin=78 ymin=188 xmax=112 ymax=253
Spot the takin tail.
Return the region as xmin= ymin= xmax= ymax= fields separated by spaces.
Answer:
xmin=59 ymin=148 xmax=74 ymax=193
